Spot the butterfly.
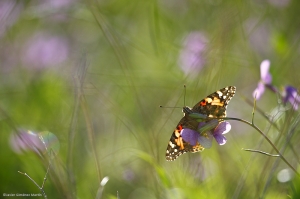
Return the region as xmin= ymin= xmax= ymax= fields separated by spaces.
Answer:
xmin=165 ymin=86 xmax=236 ymax=161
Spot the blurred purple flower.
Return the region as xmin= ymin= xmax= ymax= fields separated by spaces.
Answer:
xmin=31 ymin=0 xmax=74 ymax=22
xmin=45 ymin=0 xmax=73 ymax=9
xmin=253 ymin=60 xmax=272 ymax=100
xmin=244 ymin=19 xmax=271 ymax=55
xmin=268 ymin=0 xmax=290 ymax=8
xmin=9 ymin=130 xmax=46 ymax=155
xmin=123 ymin=168 xmax=135 ymax=182
xmin=283 ymin=86 xmax=300 ymax=110
xmin=181 ymin=120 xmax=231 ymax=148
xmin=178 ymin=32 xmax=207 ymax=76
xmin=0 ymin=0 xmax=23 ymax=38
xmin=22 ymin=33 xmax=69 ymax=70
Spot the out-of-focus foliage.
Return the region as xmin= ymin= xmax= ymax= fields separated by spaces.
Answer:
xmin=1 ymin=0 xmax=300 ymax=198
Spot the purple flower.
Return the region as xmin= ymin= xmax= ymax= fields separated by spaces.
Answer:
xmin=122 ymin=168 xmax=135 ymax=182
xmin=283 ymin=86 xmax=300 ymax=110
xmin=9 ymin=130 xmax=46 ymax=155
xmin=212 ymin=122 xmax=231 ymax=145
xmin=253 ymin=60 xmax=272 ymax=100
xmin=0 ymin=0 xmax=23 ymax=38
xmin=268 ymin=0 xmax=290 ymax=8
xmin=9 ymin=130 xmax=60 ymax=157
xmin=32 ymin=0 xmax=74 ymax=22
xmin=181 ymin=120 xmax=231 ymax=148
xmin=44 ymin=0 xmax=73 ymax=9
xmin=178 ymin=32 xmax=207 ymax=76
xmin=22 ymin=33 xmax=69 ymax=70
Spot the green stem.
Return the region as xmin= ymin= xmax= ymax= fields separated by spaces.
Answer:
xmin=224 ymin=117 xmax=299 ymax=176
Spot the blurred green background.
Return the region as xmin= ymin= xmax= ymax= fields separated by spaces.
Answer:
xmin=1 ymin=0 xmax=300 ymax=198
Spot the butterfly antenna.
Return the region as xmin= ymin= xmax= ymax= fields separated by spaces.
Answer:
xmin=183 ymin=84 xmax=186 ymax=107
xmin=159 ymin=84 xmax=187 ymax=109
xmin=159 ymin=105 xmax=181 ymax=109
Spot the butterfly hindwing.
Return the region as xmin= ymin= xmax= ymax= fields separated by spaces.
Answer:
xmin=165 ymin=86 xmax=236 ymax=161
xmin=165 ymin=116 xmax=205 ymax=161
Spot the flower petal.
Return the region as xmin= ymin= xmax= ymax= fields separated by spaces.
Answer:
xmin=214 ymin=134 xmax=227 ymax=145
xmin=213 ymin=122 xmax=230 ymax=145
xmin=181 ymin=128 xmax=199 ymax=146
xmin=284 ymin=86 xmax=300 ymax=110
xmin=260 ymin=60 xmax=272 ymax=84
xmin=253 ymin=82 xmax=265 ymax=100
xmin=198 ymin=133 xmax=213 ymax=148
xmin=9 ymin=130 xmax=45 ymax=154
xmin=214 ymin=122 xmax=231 ymax=135
xmin=288 ymin=96 xmax=299 ymax=110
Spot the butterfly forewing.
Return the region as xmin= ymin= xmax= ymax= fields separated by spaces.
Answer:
xmin=192 ymin=86 xmax=236 ymax=118
xmin=165 ymin=86 xmax=236 ymax=161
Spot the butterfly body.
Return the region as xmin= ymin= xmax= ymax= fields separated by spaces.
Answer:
xmin=165 ymin=86 xmax=236 ymax=161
